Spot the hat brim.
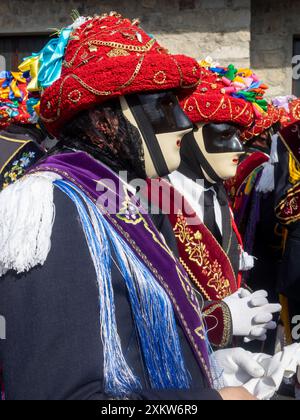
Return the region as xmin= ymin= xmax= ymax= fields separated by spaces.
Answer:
xmin=40 ymin=53 xmax=201 ymax=137
xmin=180 ymin=93 xmax=255 ymax=128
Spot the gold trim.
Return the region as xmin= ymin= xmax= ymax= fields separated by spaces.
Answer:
xmin=174 ymin=214 xmax=236 ymax=300
xmin=88 ymin=38 xmax=156 ymax=53
xmin=203 ymin=302 xmax=232 ymax=348
xmin=179 ymin=257 xmax=211 ymax=301
xmin=0 ymin=134 xmax=29 ymax=143
xmin=0 ymin=137 xmax=31 ymax=174
xmin=193 ymin=94 xmax=226 ymax=120
xmin=41 ymin=56 xmax=145 ymax=124
xmin=169 ymin=55 xmax=201 ymax=90
xmin=276 ymin=184 xmax=300 ymax=225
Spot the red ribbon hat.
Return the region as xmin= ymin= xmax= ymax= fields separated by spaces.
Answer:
xmin=37 ymin=12 xmax=201 ymax=136
xmin=279 ymin=98 xmax=300 ymax=128
xmin=179 ymin=67 xmax=257 ymax=128
xmin=240 ymin=104 xmax=282 ymax=142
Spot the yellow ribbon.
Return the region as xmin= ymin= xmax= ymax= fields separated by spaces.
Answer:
xmin=19 ymin=56 xmax=40 ymax=92
xmin=11 ymin=72 xmax=26 ymax=84
xmin=289 ymin=153 xmax=300 ymax=185
xmin=0 ymin=87 xmax=10 ymax=99
xmin=10 ymin=79 xmax=22 ymax=98
xmin=33 ymin=102 xmax=40 ymax=116
xmin=237 ymin=68 xmax=253 ymax=78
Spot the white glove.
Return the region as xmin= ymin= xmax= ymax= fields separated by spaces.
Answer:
xmin=215 ymin=344 xmax=300 ymax=400
xmin=213 ymin=348 xmax=265 ymax=387
xmin=223 ymin=288 xmax=281 ymax=342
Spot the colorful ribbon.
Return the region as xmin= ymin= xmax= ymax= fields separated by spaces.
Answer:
xmin=208 ymin=63 xmax=269 ymax=117
xmin=20 ymin=27 xmax=72 ymax=91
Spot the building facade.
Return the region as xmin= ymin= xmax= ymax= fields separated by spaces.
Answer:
xmin=0 ymin=0 xmax=299 ymax=98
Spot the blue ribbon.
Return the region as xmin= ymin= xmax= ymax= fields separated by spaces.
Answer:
xmin=30 ymin=27 xmax=72 ymax=89
xmin=26 ymin=97 xmax=40 ymax=116
xmin=209 ymin=67 xmax=227 ymax=75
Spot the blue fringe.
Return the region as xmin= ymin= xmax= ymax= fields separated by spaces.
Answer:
xmin=54 ymin=179 xmax=190 ymax=396
xmin=55 ymin=179 xmax=140 ymax=398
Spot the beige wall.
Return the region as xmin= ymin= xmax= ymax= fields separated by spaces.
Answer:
xmin=1 ymin=0 xmax=298 ymax=97
xmin=0 ymin=0 xmax=251 ymax=67
xmin=251 ymin=0 xmax=300 ymax=98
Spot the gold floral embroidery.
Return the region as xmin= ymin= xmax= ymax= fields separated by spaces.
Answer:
xmin=285 ymin=197 xmax=299 ymax=216
xmin=276 ymin=183 xmax=300 ymax=225
xmin=174 ymin=214 xmax=232 ymax=300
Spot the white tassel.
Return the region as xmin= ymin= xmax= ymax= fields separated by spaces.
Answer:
xmin=239 ymin=251 xmax=256 ymax=272
xmin=0 ymin=172 xmax=61 ymax=277
xmin=256 ymin=134 xmax=279 ymax=194
xmin=256 ymin=162 xmax=275 ymax=194
xmin=269 ymin=133 xmax=279 ymax=165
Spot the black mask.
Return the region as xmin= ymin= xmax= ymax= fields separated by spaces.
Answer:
xmin=202 ymin=123 xmax=244 ymax=154
xmin=125 ymin=91 xmax=193 ymax=177
xmin=180 ymin=123 xmax=244 ymax=184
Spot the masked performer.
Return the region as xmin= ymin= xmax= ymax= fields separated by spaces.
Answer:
xmin=227 ymin=95 xmax=289 ymax=356
xmin=153 ymin=66 xmax=281 ymax=349
xmin=0 ymin=71 xmax=45 ymax=190
xmin=274 ymin=99 xmax=300 ymax=339
xmin=0 ymin=12 xmax=260 ymax=401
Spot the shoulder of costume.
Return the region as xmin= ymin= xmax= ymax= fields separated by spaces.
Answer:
xmin=0 ymin=171 xmax=61 ymax=277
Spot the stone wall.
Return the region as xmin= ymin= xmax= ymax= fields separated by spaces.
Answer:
xmin=0 ymin=0 xmax=251 ymax=67
xmin=251 ymin=0 xmax=300 ymax=97
xmin=4 ymin=0 xmax=297 ymax=98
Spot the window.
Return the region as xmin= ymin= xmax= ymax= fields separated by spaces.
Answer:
xmin=0 ymin=35 xmax=49 ymax=72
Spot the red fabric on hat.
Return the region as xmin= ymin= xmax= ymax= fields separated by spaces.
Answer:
xmin=40 ymin=14 xmax=201 ymax=136
xmin=240 ymin=104 xmax=281 ymax=142
xmin=179 ymin=67 xmax=256 ymax=128
xmin=280 ymin=98 xmax=300 ymax=128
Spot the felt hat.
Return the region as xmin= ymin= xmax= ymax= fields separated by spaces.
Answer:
xmin=179 ymin=64 xmax=272 ymax=134
xmin=36 ymin=12 xmax=201 ymax=136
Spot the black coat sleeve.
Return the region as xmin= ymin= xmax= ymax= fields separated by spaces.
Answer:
xmin=0 ymin=188 xmax=220 ymax=400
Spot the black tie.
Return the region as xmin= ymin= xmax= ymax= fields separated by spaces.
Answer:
xmin=203 ymin=189 xmax=223 ymax=245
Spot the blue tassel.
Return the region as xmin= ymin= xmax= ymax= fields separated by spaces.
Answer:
xmin=55 ymin=180 xmax=141 ymax=398
xmin=54 ymin=180 xmax=191 ymax=395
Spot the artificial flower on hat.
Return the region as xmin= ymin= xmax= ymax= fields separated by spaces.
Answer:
xmin=0 ymin=71 xmax=40 ymax=130
xmin=179 ymin=63 xmax=269 ymax=130
xmin=23 ymin=11 xmax=202 ymax=137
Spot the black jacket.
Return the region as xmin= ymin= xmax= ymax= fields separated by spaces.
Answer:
xmin=0 ymin=187 xmax=220 ymax=401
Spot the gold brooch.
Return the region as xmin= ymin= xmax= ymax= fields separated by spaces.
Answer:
xmin=107 ymin=48 xmax=131 ymax=57
xmin=89 ymin=45 xmax=98 ymax=52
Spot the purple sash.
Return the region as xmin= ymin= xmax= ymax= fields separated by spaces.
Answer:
xmin=31 ymin=151 xmax=213 ymax=385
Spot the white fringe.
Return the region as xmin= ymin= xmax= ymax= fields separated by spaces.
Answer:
xmin=239 ymin=251 xmax=256 ymax=272
xmin=0 ymin=172 xmax=61 ymax=277
xmin=256 ymin=134 xmax=279 ymax=194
